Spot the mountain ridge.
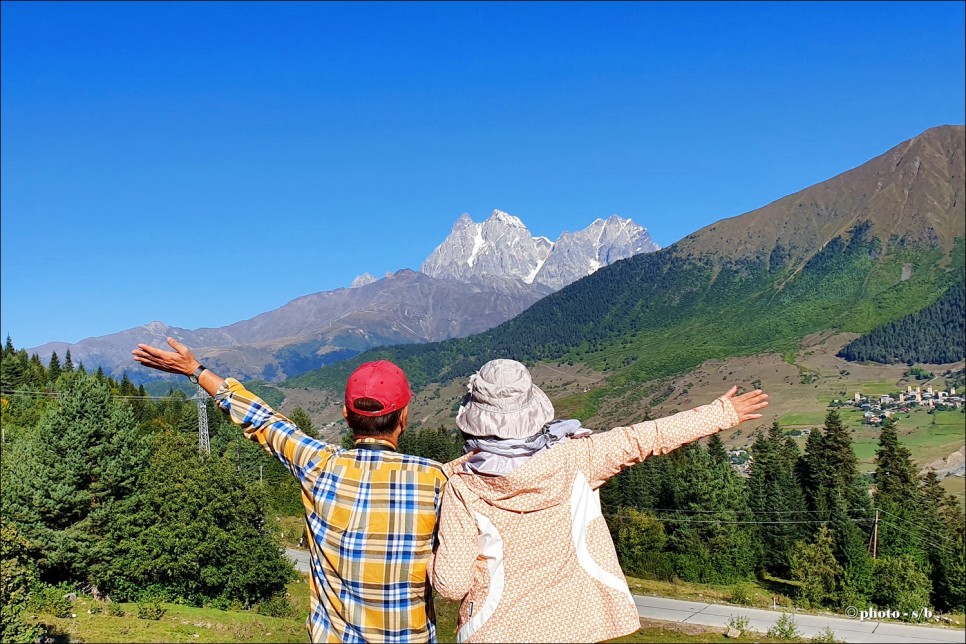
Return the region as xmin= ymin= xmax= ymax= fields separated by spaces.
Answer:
xmin=27 ymin=213 xmax=655 ymax=382
xmin=288 ymin=125 xmax=965 ymax=417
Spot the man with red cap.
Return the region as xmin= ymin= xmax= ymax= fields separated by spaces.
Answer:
xmin=133 ymin=338 xmax=449 ymax=643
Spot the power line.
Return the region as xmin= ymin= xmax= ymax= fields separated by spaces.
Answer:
xmin=877 ymin=518 xmax=955 ymax=555
xmin=644 ymin=507 xmax=870 ymax=515
xmin=1 ymin=388 xmax=197 ymax=401
xmin=603 ymin=513 xmax=873 ymax=526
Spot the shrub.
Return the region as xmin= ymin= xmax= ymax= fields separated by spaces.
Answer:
xmin=256 ymin=593 xmax=297 ymax=618
xmin=811 ymin=625 xmax=842 ymax=642
xmin=728 ymin=584 xmax=755 ymax=606
xmin=611 ymin=507 xmax=667 ymax=578
xmin=767 ymin=613 xmax=801 ymax=640
xmin=0 ymin=524 xmax=42 ymax=643
xmin=30 ymin=583 xmax=74 ymax=619
xmin=871 ymin=555 xmax=932 ymax=621
xmin=136 ymin=596 xmax=166 ymax=620
xmin=727 ymin=614 xmax=750 ymax=634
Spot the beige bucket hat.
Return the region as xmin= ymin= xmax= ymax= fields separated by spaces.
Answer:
xmin=455 ymin=359 xmax=555 ymax=439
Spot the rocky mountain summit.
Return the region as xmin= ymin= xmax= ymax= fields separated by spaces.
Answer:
xmin=29 ymin=210 xmax=657 ymax=383
xmin=421 ymin=210 xmax=659 ymax=290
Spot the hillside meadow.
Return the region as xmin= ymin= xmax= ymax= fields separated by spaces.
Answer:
xmin=27 ymin=571 xmax=965 ymax=644
xmin=274 ymin=330 xmax=966 ymax=505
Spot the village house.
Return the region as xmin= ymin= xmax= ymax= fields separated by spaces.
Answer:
xmin=846 ymin=383 xmax=962 ymax=424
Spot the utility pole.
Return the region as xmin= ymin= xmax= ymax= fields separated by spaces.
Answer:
xmin=193 ymin=386 xmax=210 ymax=455
xmin=868 ymin=509 xmax=880 ymax=559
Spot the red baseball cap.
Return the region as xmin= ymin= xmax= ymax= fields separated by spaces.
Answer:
xmin=344 ymin=360 xmax=413 ymax=417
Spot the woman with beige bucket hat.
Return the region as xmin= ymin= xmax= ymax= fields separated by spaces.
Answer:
xmin=430 ymin=359 xmax=768 ymax=643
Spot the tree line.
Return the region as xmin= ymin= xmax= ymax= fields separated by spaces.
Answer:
xmin=599 ymin=409 xmax=964 ymax=617
xmin=837 ymin=276 xmax=966 ymax=364
xmin=0 ymin=338 xmax=302 ymax=642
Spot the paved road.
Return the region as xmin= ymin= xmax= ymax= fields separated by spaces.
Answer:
xmin=286 ymin=547 xmax=310 ymax=573
xmin=634 ymin=595 xmax=964 ymax=644
xmin=286 ymin=548 xmax=963 ymax=643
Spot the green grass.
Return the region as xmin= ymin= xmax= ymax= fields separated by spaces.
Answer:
xmin=779 ymin=411 xmax=829 ymax=427
xmin=32 ymin=572 xmax=963 ymax=643
xmin=434 ymin=594 xmax=798 ymax=643
xmin=273 ymin=515 xmax=307 ymax=549
xmin=28 ymin=584 xmax=310 ymax=643
xmin=606 ymin=624 xmax=799 ymax=643
xmin=40 ymin=588 xmax=782 ymax=644
xmin=850 ymin=380 xmax=908 ymax=396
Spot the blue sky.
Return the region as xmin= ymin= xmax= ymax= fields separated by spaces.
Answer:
xmin=2 ymin=1 xmax=964 ymax=350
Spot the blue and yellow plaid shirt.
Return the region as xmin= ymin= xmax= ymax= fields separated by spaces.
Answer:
xmin=215 ymin=378 xmax=448 ymax=643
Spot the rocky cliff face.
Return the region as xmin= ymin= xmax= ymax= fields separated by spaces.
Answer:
xmin=534 ymin=215 xmax=660 ymax=289
xmin=421 ymin=210 xmax=659 ymax=289
xmin=420 ymin=211 xmax=554 ymax=284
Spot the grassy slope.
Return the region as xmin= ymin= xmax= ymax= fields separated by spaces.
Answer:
xmin=286 ymin=230 xmax=961 ymax=425
xmin=33 ymin=573 xmax=964 ymax=643
xmin=26 ymin=577 xmax=810 ymax=644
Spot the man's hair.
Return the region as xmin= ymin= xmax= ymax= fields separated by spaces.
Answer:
xmin=346 ymin=397 xmax=403 ymax=437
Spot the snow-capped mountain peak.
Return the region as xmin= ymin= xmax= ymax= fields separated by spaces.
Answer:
xmin=489 ymin=209 xmax=527 ymax=229
xmin=420 ymin=210 xmax=659 ymax=290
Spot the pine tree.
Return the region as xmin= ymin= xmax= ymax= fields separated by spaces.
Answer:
xmin=790 ymin=523 xmax=842 ymax=608
xmin=1 ymin=371 xmax=149 ymax=584
xmin=47 ymin=351 xmax=61 ymax=384
xmin=874 ymin=417 xmax=918 ymax=505
xmin=799 ymin=410 xmax=873 ymax=604
xmin=666 ymin=443 xmax=757 ymax=584
xmin=118 ymin=372 xmax=136 ymax=397
xmin=99 ymin=430 xmax=296 ymax=604
xmin=802 ymin=410 xmax=868 ymax=522
xmin=918 ymin=471 xmax=966 ymax=611
xmin=706 ymin=432 xmax=728 ymax=466
xmin=820 ymin=409 xmax=860 ymax=505
xmin=63 ymin=349 xmax=74 ymax=373
xmin=832 ymin=498 xmax=873 ymax=608
xmin=873 ymin=417 xmax=925 ymax=561
xmin=748 ymin=423 xmax=807 ymax=576
xmin=601 ymin=453 xmax=673 ymax=513
xmin=799 ymin=429 xmax=825 ymax=516
xmin=26 ymin=354 xmax=46 ymax=389
xmin=289 ymin=407 xmax=315 ymax=436
xmin=0 ymin=346 xmax=26 ymax=389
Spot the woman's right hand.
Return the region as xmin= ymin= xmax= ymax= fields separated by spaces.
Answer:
xmin=721 ymin=386 xmax=769 ymax=423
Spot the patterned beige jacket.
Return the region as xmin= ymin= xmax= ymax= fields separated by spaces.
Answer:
xmin=430 ymin=396 xmax=740 ymax=643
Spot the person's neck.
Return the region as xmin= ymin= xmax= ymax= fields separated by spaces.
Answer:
xmin=354 ymin=435 xmax=399 ymax=450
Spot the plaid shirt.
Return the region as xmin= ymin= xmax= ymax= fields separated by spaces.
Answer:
xmin=215 ymin=378 xmax=448 ymax=643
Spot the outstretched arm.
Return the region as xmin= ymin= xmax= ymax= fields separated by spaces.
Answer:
xmin=132 ymin=337 xmax=224 ymax=394
xmin=132 ymin=337 xmax=332 ymax=479
xmin=580 ymin=386 xmax=769 ymax=488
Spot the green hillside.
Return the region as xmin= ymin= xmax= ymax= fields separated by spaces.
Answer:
xmin=286 ymin=226 xmax=964 ymax=414
xmin=287 ymin=126 xmax=966 ymax=409
xmin=837 ymin=273 xmax=965 ymax=363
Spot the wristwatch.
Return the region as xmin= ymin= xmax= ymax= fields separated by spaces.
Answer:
xmin=188 ymin=364 xmax=207 ymax=385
